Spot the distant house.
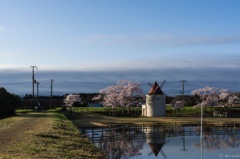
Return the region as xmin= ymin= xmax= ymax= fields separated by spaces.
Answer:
xmin=87 ymin=103 xmax=103 ymax=107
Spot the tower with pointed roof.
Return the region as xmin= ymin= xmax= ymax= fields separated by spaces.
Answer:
xmin=144 ymin=126 xmax=166 ymax=157
xmin=142 ymin=81 xmax=166 ymax=117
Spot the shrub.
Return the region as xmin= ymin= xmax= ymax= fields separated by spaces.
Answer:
xmin=0 ymin=87 xmax=21 ymax=116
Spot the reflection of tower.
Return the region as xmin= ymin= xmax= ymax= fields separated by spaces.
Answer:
xmin=143 ymin=126 xmax=167 ymax=158
xmin=142 ymin=81 xmax=166 ymax=117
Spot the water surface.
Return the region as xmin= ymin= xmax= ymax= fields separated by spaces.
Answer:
xmin=83 ymin=123 xmax=240 ymax=159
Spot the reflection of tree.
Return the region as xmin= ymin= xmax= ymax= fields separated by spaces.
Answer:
xmin=194 ymin=126 xmax=240 ymax=151
xmin=91 ymin=125 xmax=168 ymax=159
xmin=96 ymin=126 xmax=145 ymax=159
xmin=87 ymin=124 xmax=240 ymax=159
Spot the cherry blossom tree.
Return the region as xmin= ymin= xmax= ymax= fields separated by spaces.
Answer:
xmin=191 ymin=86 xmax=222 ymax=107
xmin=94 ymin=80 xmax=143 ymax=115
xmin=191 ymin=86 xmax=223 ymax=115
xmin=172 ymin=100 xmax=185 ymax=109
xmin=191 ymin=86 xmax=239 ymax=107
xmin=63 ymin=94 xmax=82 ymax=107
xmin=171 ymin=100 xmax=185 ymax=116
xmin=219 ymin=89 xmax=240 ymax=106
xmin=227 ymin=95 xmax=239 ymax=105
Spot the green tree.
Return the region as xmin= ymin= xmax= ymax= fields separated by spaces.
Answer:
xmin=0 ymin=87 xmax=21 ymax=116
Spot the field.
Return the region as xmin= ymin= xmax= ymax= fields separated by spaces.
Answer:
xmin=0 ymin=110 xmax=106 ymax=159
xmin=64 ymin=107 xmax=240 ymax=127
xmin=1 ymin=107 xmax=240 ymax=159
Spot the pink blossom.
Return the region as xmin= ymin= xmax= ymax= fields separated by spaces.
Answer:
xmin=94 ymin=80 xmax=144 ymax=108
xmin=63 ymin=94 xmax=82 ymax=107
xmin=191 ymin=86 xmax=239 ymax=106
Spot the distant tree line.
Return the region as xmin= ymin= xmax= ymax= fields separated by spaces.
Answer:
xmin=166 ymin=95 xmax=200 ymax=106
xmin=1 ymin=82 xmax=240 ymax=117
xmin=21 ymin=93 xmax=99 ymax=109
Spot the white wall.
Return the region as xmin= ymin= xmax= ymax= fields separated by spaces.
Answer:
xmin=145 ymin=94 xmax=166 ymax=117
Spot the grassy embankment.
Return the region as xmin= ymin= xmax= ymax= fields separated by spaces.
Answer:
xmin=0 ymin=110 xmax=106 ymax=159
xmin=1 ymin=107 xmax=239 ymax=159
xmin=64 ymin=107 xmax=240 ymax=128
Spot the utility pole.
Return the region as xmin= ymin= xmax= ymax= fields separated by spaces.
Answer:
xmin=36 ymin=81 xmax=40 ymax=110
xmin=180 ymin=80 xmax=186 ymax=102
xmin=50 ymin=79 xmax=54 ymax=109
xmin=36 ymin=81 xmax=39 ymax=103
xmin=30 ymin=66 xmax=38 ymax=110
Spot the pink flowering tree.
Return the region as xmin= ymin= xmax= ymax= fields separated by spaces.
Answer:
xmin=171 ymin=100 xmax=185 ymax=116
xmin=94 ymin=80 xmax=144 ymax=115
xmin=219 ymin=89 xmax=240 ymax=106
xmin=63 ymin=94 xmax=82 ymax=107
xmin=191 ymin=86 xmax=221 ymax=115
xmin=172 ymin=100 xmax=185 ymax=109
xmin=227 ymin=95 xmax=239 ymax=106
xmin=191 ymin=86 xmax=240 ymax=115
xmin=191 ymin=86 xmax=221 ymax=107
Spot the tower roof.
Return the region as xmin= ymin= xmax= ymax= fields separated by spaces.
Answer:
xmin=148 ymin=81 xmax=164 ymax=95
xmin=148 ymin=143 xmax=164 ymax=157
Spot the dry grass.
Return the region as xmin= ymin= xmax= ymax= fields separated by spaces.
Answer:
xmin=1 ymin=109 xmax=239 ymax=159
xmin=64 ymin=110 xmax=240 ymax=128
xmin=0 ymin=111 xmax=106 ymax=159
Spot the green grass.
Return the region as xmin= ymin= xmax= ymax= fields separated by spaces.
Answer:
xmin=0 ymin=110 xmax=106 ymax=159
xmin=29 ymin=112 xmax=105 ymax=159
xmin=62 ymin=107 xmax=240 ymax=128
xmin=15 ymin=109 xmax=33 ymax=113
xmin=2 ymin=107 xmax=239 ymax=159
xmin=72 ymin=106 xmax=106 ymax=112
xmin=165 ymin=105 xmax=215 ymax=116
xmin=71 ymin=106 xmax=214 ymax=117
xmin=67 ymin=106 xmax=236 ymax=117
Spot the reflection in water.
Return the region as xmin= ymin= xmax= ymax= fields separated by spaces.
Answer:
xmin=83 ymin=123 xmax=240 ymax=159
xmin=90 ymin=125 xmax=145 ymax=159
xmin=143 ymin=126 xmax=166 ymax=158
xmin=194 ymin=125 xmax=240 ymax=151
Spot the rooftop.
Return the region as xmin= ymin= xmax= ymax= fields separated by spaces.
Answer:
xmin=148 ymin=81 xmax=164 ymax=95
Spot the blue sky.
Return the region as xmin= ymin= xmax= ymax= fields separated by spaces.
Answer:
xmin=0 ymin=0 xmax=239 ymax=95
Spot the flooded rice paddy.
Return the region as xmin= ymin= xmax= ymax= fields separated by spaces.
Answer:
xmin=82 ymin=122 xmax=240 ymax=159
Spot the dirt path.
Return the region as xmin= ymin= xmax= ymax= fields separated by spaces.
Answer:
xmin=0 ymin=112 xmax=55 ymax=153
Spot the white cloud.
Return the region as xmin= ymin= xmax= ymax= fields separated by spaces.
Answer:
xmin=79 ymin=34 xmax=240 ymax=46
xmin=26 ymin=53 xmax=239 ymax=73
xmin=0 ymin=63 xmax=29 ymax=70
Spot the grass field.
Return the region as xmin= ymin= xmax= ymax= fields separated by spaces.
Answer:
xmin=0 ymin=111 xmax=106 ymax=159
xmin=1 ymin=107 xmax=239 ymax=159
xmin=63 ymin=107 xmax=240 ymax=128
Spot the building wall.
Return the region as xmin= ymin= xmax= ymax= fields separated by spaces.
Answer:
xmin=143 ymin=126 xmax=166 ymax=145
xmin=145 ymin=94 xmax=166 ymax=117
xmin=142 ymin=104 xmax=146 ymax=116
